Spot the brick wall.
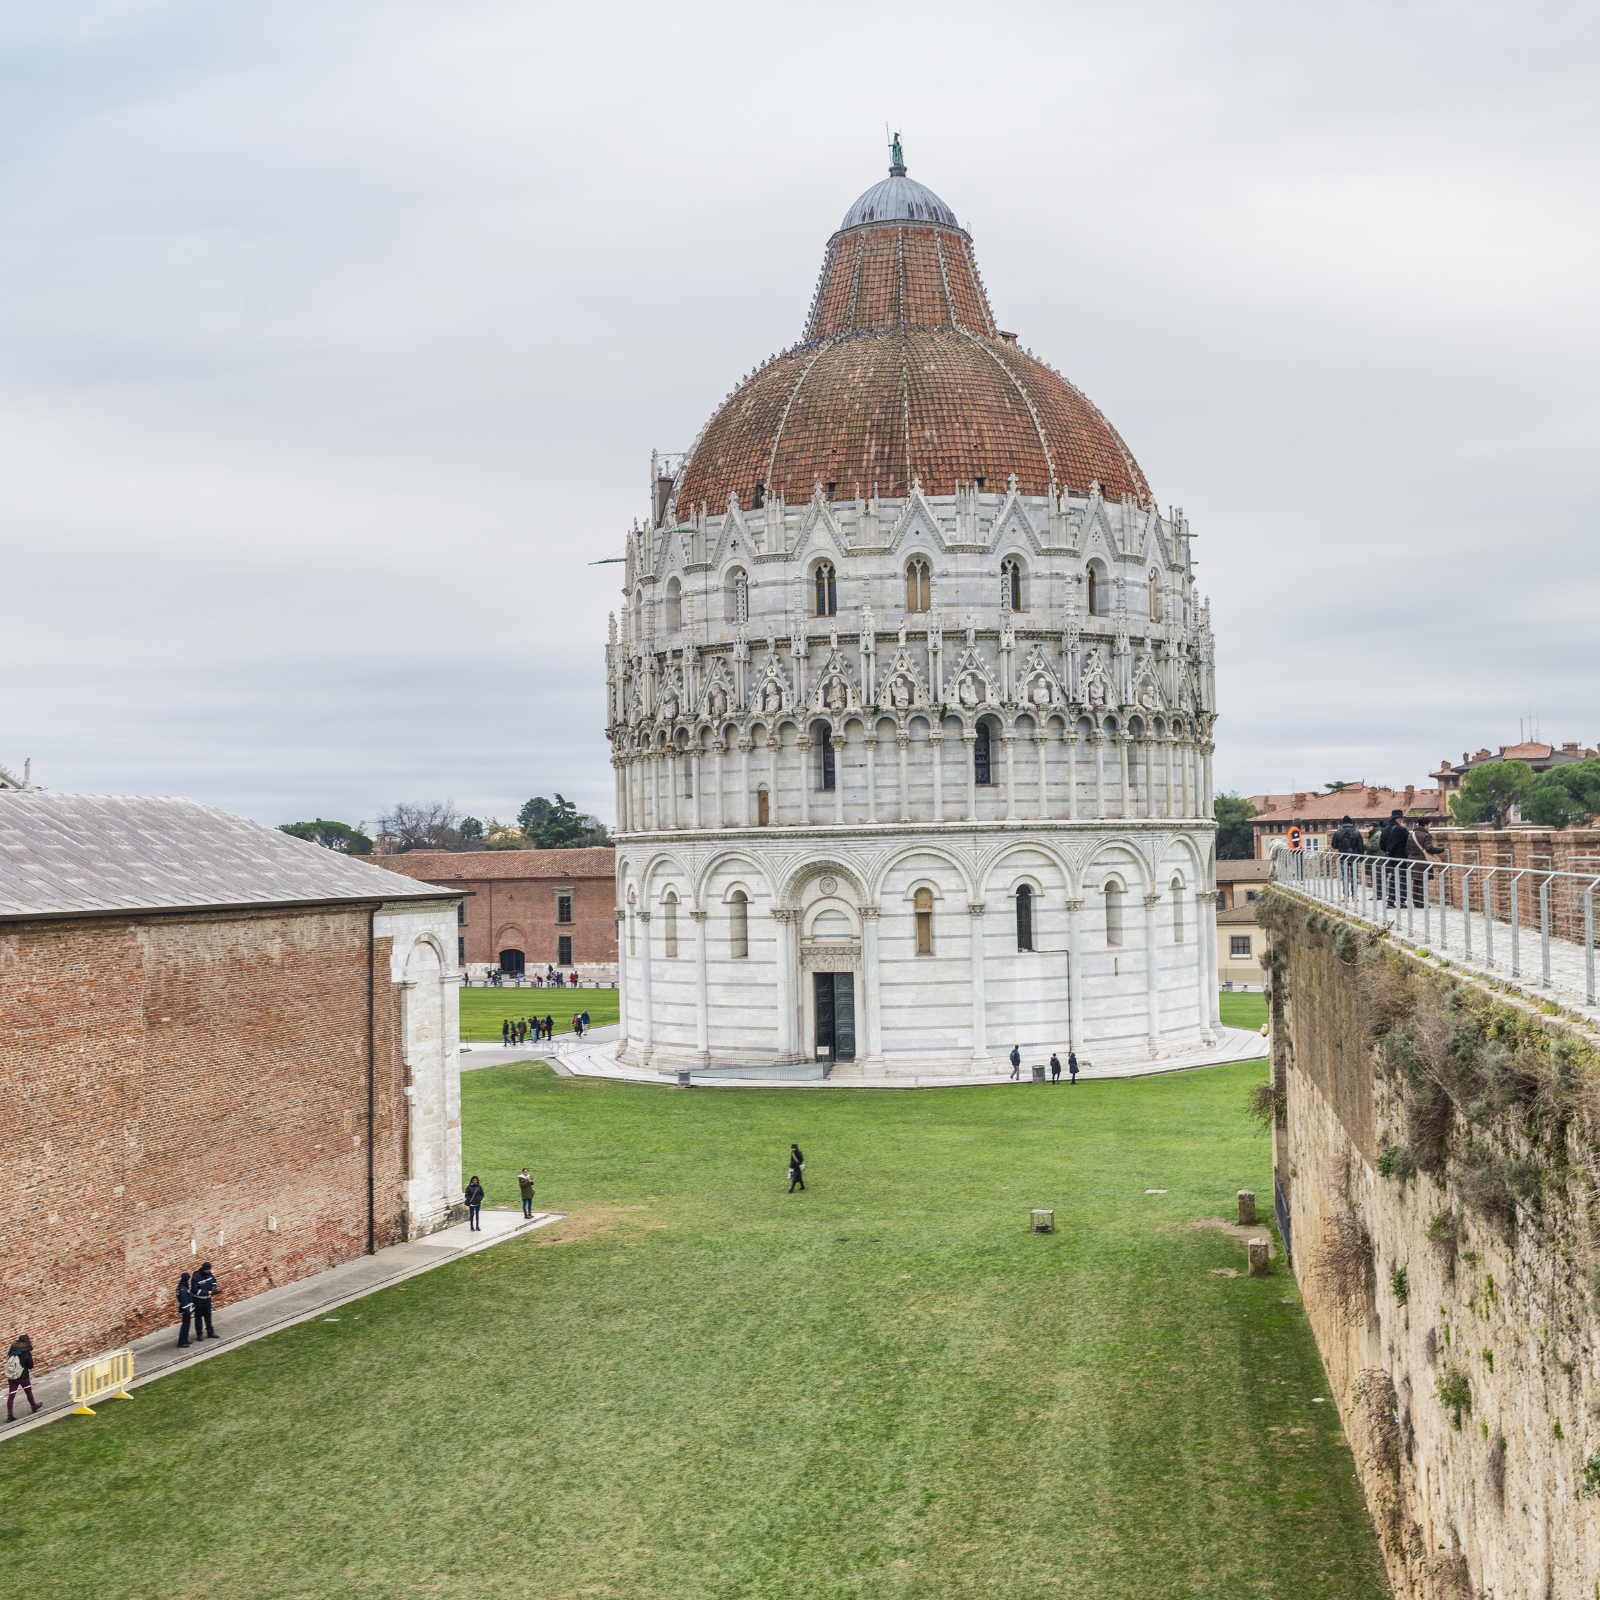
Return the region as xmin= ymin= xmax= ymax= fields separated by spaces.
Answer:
xmin=1438 ymin=826 xmax=1600 ymax=944
xmin=0 ymin=904 xmax=410 ymax=1374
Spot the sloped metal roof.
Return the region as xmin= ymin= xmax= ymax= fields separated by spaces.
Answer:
xmin=840 ymin=174 xmax=959 ymax=231
xmin=0 ymin=794 xmax=458 ymax=921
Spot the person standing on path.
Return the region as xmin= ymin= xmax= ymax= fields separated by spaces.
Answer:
xmin=518 ymin=1168 xmax=535 ymax=1219
xmin=192 ymin=1262 xmax=218 ymax=1340
xmin=544 ymin=1015 xmax=553 ymax=1042
xmin=465 ymin=1175 xmax=485 ymax=1231
xmin=788 ymin=1144 xmax=805 ymax=1192
xmin=176 ymin=1273 xmax=195 ymax=1347
xmin=6 ymin=1335 xmax=39 ymax=1418
xmin=502 ymin=1018 xmax=510 ymax=1046
xmin=1050 ymin=1052 xmax=1061 ymax=1083
xmin=1379 ymin=809 xmax=1412 ymax=907
xmin=1067 ymin=1051 xmax=1079 ymax=1084
xmin=1009 ymin=1045 xmax=1022 ymax=1081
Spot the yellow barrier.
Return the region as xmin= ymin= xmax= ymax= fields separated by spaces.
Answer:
xmin=69 ymin=1347 xmax=135 ymax=1415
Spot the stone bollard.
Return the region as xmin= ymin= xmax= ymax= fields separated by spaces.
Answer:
xmin=1247 ymin=1238 xmax=1270 ymax=1276
xmin=1237 ymin=1189 xmax=1256 ymax=1226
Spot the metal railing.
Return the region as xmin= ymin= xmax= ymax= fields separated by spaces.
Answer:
xmin=1275 ymin=849 xmax=1598 ymax=1008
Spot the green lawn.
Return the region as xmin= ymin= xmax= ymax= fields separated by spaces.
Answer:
xmin=459 ymin=984 xmax=619 ymax=1041
xmin=1218 ymin=990 xmax=1268 ymax=1031
xmin=0 ymin=1061 xmax=1384 ymax=1600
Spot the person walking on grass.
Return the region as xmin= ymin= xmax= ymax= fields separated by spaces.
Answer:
xmin=1068 ymin=1050 xmax=1079 ymax=1085
xmin=788 ymin=1144 xmax=805 ymax=1192
xmin=518 ymin=1168 xmax=535 ymax=1219
xmin=1009 ymin=1045 xmax=1022 ymax=1081
xmin=176 ymin=1272 xmax=195 ymax=1347
xmin=1050 ymin=1052 xmax=1061 ymax=1084
xmin=192 ymin=1262 xmax=218 ymax=1340
xmin=465 ymin=1175 xmax=485 ymax=1231
xmin=6 ymin=1335 xmax=39 ymax=1418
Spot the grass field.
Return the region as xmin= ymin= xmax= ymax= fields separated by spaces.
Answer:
xmin=1218 ymin=990 xmax=1268 ymax=1031
xmin=0 ymin=1060 xmax=1383 ymax=1600
xmin=459 ymin=985 xmax=620 ymax=1041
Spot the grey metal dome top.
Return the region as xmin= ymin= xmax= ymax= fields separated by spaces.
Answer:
xmin=838 ymin=137 xmax=959 ymax=231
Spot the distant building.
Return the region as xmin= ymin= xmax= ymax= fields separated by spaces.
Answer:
xmin=1248 ymin=784 xmax=1445 ymax=859
xmin=1431 ymin=741 xmax=1598 ymax=797
xmin=1216 ymin=858 xmax=1275 ymax=988
xmin=365 ymin=847 xmax=617 ymax=983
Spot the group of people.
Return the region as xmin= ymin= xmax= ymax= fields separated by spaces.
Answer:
xmin=1009 ymin=1047 xmax=1081 ymax=1083
xmin=463 ymin=1167 xmax=538 ymax=1229
xmin=1329 ymin=809 xmax=1444 ymax=906
xmin=484 ymin=968 xmax=581 ymax=988
xmin=501 ymin=1010 xmax=591 ymax=1046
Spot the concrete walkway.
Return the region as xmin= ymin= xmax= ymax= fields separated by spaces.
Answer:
xmin=0 ymin=1206 xmax=563 ymax=1444
xmin=463 ymin=1025 xmax=1268 ymax=1089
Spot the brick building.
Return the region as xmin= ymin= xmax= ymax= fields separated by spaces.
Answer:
xmin=0 ymin=795 xmax=465 ymax=1373
xmin=1248 ymin=783 xmax=1445 ymax=858
xmin=1431 ymin=741 xmax=1598 ymax=800
xmin=365 ymin=847 xmax=617 ymax=982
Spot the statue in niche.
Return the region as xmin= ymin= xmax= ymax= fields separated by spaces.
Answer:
xmin=708 ymin=684 xmax=727 ymax=719
xmin=826 ymin=677 xmax=848 ymax=713
xmin=658 ymin=689 xmax=678 ymax=721
xmin=889 ymin=676 xmax=912 ymax=710
xmin=1138 ymin=679 xmax=1161 ymax=712
xmin=1030 ymin=677 xmax=1051 ymax=708
xmin=762 ymin=678 xmax=783 ymax=713
xmin=958 ymin=675 xmax=985 ymax=708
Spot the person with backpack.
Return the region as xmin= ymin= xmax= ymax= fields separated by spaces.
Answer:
xmin=1378 ymin=809 xmax=1413 ymax=907
xmin=176 ymin=1273 xmax=195 ymax=1347
xmin=465 ymin=1175 xmax=485 ymax=1231
xmin=1330 ymin=815 xmax=1364 ymax=900
xmin=1009 ymin=1045 xmax=1022 ymax=1081
xmin=6 ymin=1334 xmax=39 ymax=1418
xmin=787 ymin=1144 xmax=806 ymax=1193
xmin=501 ymin=1018 xmax=510 ymax=1046
xmin=543 ymin=1014 xmax=553 ymax=1042
xmin=192 ymin=1262 xmax=219 ymax=1340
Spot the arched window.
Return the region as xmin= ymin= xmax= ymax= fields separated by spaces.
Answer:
xmin=974 ymin=723 xmax=992 ymax=786
xmin=663 ymin=891 xmax=679 ymax=959
xmin=817 ymin=725 xmax=835 ymax=790
xmin=756 ymin=786 xmax=770 ymax=826
xmin=1002 ymin=558 xmax=1023 ymax=611
xmin=730 ymin=890 xmax=748 ymax=959
xmin=1171 ymin=877 xmax=1185 ymax=943
xmin=906 ymin=557 xmax=930 ymax=613
xmin=1149 ymin=570 xmax=1161 ymax=623
xmin=664 ymin=576 xmax=682 ymax=632
xmin=914 ymin=887 xmax=934 ymax=955
xmin=1104 ymin=881 xmax=1124 ymax=947
xmin=728 ymin=568 xmax=748 ymax=626
xmin=815 ymin=562 xmax=837 ymax=617
xmin=633 ymin=588 xmax=644 ymax=643
xmin=1087 ymin=565 xmax=1110 ymax=617
xmin=1015 ymin=884 xmax=1034 ymax=951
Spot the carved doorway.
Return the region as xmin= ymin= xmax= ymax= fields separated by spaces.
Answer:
xmin=812 ymin=971 xmax=856 ymax=1064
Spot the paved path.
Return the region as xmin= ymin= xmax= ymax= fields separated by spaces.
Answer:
xmin=466 ymin=1025 xmax=1267 ymax=1089
xmin=1 ymin=1206 xmax=563 ymax=1444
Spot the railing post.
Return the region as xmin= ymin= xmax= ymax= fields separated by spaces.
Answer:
xmin=1586 ymin=881 xmax=1596 ymax=1007
xmin=1484 ymin=867 xmax=1496 ymax=970
xmin=1463 ymin=868 xmax=1474 ymax=963
xmin=1540 ymin=877 xmax=1551 ymax=988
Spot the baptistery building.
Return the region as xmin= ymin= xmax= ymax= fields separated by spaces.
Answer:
xmin=608 ymin=145 xmax=1220 ymax=1077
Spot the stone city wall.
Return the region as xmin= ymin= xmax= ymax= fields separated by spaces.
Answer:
xmin=0 ymin=906 xmax=415 ymax=1373
xmin=1264 ymin=886 xmax=1600 ymax=1598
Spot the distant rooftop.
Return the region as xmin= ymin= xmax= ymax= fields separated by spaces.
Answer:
xmin=0 ymin=794 xmax=459 ymax=922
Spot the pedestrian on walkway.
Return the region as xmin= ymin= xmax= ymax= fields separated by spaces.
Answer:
xmin=788 ymin=1144 xmax=805 ymax=1192
xmin=1009 ymin=1045 xmax=1022 ymax=1081
xmin=1068 ymin=1050 xmax=1079 ymax=1085
xmin=581 ymin=1009 xmax=590 ymax=1029
xmin=465 ymin=1175 xmax=485 ymax=1231
xmin=518 ymin=1168 xmax=535 ymax=1219
xmin=1379 ymin=809 xmax=1412 ymax=906
xmin=6 ymin=1335 xmax=39 ymax=1418
xmin=176 ymin=1272 xmax=195 ymax=1346
xmin=544 ymin=1015 xmax=553 ymax=1041
xmin=1050 ymin=1052 xmax=1061 ymax=1083
xmin=1330 ymin=815 xmax=1364 ymax=899
xmin=192 ymin=1262 xmax=218 ymax=1340
xmin=574 ymin=1015 xmax=585 ymax=1039
xmin=502 ymin=1018 xmax=510 ymax=1046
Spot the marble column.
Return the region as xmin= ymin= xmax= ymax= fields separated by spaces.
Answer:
xmin=615 ymin=907 xmax=629 ymax=1049
xmin=861 ymin=906 xmax=883 ymax=1064
xmin=930 ymin=732 xmax=945 ymax=821
xmin=1116 ymin=735 xmax=1130 ymax=820
xmin=797 ymin=737 xmax=812 ymax=824
xmin=667 ymin=752 xmax=679 ymax=830
xmin=1202 ymin=742 xmax=1214 ymax=817
xmin=1143 ymin=892 xmax=1162 ymax=1052
xmin=637 ymin=909 xmax=654 ymax=1062
xmin=968 ymin=901 xmax=988 ymax=1062
xmin=964 ymin=731 xmax=978 ymax=822
xmin=864 ymin=733 xmax=878 ymax=823
xmin=739 ymin=739 xmax=753 ymax=826
xmin=1194 ymin=891 xmax=1215 ymax=1041
xmin=1002 ymin=733 xmax=1018 ymax=820
xmin=772 ymin=908 xmax=796 ymax=1058
xmin=896 ymin=733 xmax=910 ymax=822
xmin=691 ymin=751 xmax=703 ymax=828
xmin=1162 ymin=738 xmax=1174 ymax=819
xmin=1206 ymin=891 xmax=1222 ymax=1032
xmin=834 ymin=728 xmax=846 ymax=825
xmin=649 ymin=753 xmax=661 ymax=830
xmin=713 ymin=742 xmax=726 ymax=828
xmin=1065 ymin=897 xmax=1084 ymax=1055
xmin=1092 ymin=733 xmax=1107 ymax=820
xmin=1064 ymin=733 xmax=1078 ymax=821
xmin=767 ymin=739 xmax=780 ymax=824
xmin=1034 ymin=730 xmax=1048 ymax=819
xmin=690 ymin=908 xmax=709 ymax=1064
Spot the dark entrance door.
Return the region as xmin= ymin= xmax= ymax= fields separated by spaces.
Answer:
xmin=812 ymin=971 xmax=856 ymax=1063
xmin=498 ymin=948 xmax=525 ymax=976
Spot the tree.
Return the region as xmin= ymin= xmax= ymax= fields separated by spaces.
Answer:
xmin=1214 ymin=793 xmax=1257 ymax=860
xmin=1448 ymin=761 xmax=1533 ymax=829
xmin=1522 ymin=758 xmax=1600 ymax=829
xmin=1323 ymin=780 xmax=1357 ymax=792
xmin=386 ymin=800 xmax=463 ymax=853
xmin=517 ymin=793 xmax=610 ymax=850
xmin=459 ymin=816 xmax=484 ymax=842
xmin=280 ymin=818 xmax=373 ymax=855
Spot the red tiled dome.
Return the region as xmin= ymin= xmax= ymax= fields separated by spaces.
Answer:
xmin=671 ymin=166 xmax=1151 ymax=519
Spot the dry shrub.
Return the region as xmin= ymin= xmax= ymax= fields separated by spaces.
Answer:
xmin=1485 ymin=1431 xmax=1505 ymax=1510
xmin=1424 ymin=1550 xmax=1476 ymax=1600
xmin=1246 ymin=1079 xmax=1285 ymax=1132
xmin=1427 ymin=1208 xmax=1463 ymax=1281
xmin=1315 ymin=1209 xmax=1376 ymax=1316
xmin=1455 ymin=1152 xmax=1514 ymax=1235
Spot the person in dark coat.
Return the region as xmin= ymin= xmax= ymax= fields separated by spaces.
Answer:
xmin=543 ymin=1015 xmax=553 ymax=1041
xmin=1050 ymin=1052 xmax=1061 ymax=1083
xmin=465 ymin=1176 xmax=485 ymax=1231
xmin=6 ymin=1334 xmax=39 ymax=1418
xmin=501 ymin=1018 xmax=510 ymax=1046
xmin=176 ymin=1273 xmax=195 ymax=1347
xmin=1067 ymin=1051 xmax=1079 ymax=1085
xmin=192 ymin=1263 xmax=218 ymax=1340
xmin=1379 ymin=809 xmax=1412 ymax=905
xmin=1330 ymin=815 xmax=1364 ymax=898
xmin=788 ymin=1144 xmax=805 ymax=1193
xmin=518 ymin=1168 xmax=535 ymax=1219
xmin=1009 ymin=1045 xmax=1022 ymax=1081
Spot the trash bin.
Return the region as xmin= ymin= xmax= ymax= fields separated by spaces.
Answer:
xmin=1031 ymin=1064 xmax=1046 ymax=1082
xmin=676 ymin=1069 xmax=692 ymax=1088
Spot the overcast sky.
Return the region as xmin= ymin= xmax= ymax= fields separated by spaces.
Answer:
xmin=3 ymin=1 xmax=1595 ymax=828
